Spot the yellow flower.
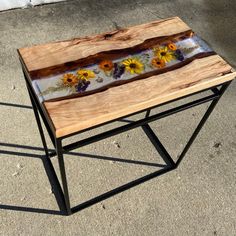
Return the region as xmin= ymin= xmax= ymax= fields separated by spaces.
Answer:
xmin=77 ymin=69 xmax=95 ymax=80
xmin=153 ymin=46 xmax=174 ymax=63
xmin=122 ymin=58 xmax=144 ymax=74
xmin=62 ymin=73 xmax=78 ymax=86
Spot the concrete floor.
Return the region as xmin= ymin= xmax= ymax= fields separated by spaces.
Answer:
xmin=0 ymin=0 xmax=65 ymax=11
xmin=0 ymin=0 xmax=236 ymax=235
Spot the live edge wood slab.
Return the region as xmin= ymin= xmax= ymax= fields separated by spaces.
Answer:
xmin=18 ymin=17 xmax=236 ymax=138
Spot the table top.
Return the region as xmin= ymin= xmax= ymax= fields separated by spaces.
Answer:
xmin=18 ymin=17 xmax=236 ymax=138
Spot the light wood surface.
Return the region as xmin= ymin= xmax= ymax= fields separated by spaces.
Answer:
xmin=19 ymin=17 xmax=190 ymax=75
xmin=44 ymin=55 xmax=235 ymax=137
xmin=18 ymin=17 xmax=236 ymax=138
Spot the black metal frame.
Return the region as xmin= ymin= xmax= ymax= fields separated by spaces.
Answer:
xmin=21 ymin=62 xmax=232 ymax=215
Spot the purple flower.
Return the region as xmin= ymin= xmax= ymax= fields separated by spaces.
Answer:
xmin=175 ymin=49 xmax=184 ymax=61
xmin=76 ymin=79 xmax=90 ymax=93
xmin=113 ymin=63 xmax=125 ymax=79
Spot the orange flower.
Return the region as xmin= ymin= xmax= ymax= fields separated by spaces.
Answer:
xmin=167 ymin=43 xmax=177 ymax=51
xmin=99 ymin=60 xmax=114 ymax=71
xmin=62 ymin=73 xmax=78 ymax=86
xmin=151 ymin=57 xmax=166 ymax=68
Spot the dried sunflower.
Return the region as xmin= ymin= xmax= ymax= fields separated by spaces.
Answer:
xmin=151 ymin=58 xmax=166 ymax=68
xmin=77 ymin=69 xmax=95 ymax=80
xmin=153 ymin=46 xmax=174 ymax=63
xmin=62 ymin=73 xmax=78 ymax=86
xmin=99 ymin=60 xmax=114 ymax=71
xmin=122 ymin=58 xmax=144 ymax=74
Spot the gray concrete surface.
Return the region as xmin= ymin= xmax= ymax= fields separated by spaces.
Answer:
xmin=0 ymin=0 xmax=236 ymax=235
xmin=0 ymin=0 xmax=65 ymax=11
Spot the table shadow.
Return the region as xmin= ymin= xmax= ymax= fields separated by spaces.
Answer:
xmin=0 ymin=141 xmax=168 ymax=215
xmin=0 ymin=102 xmax=32 ymax=109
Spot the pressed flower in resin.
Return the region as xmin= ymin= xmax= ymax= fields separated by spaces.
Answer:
xmin=113 ymin=63 xmax=125 ymax=79
xmin=153 ymin=46 xmax=174 ymax=63
xmin=76 ymin=79 xmax=91 ymax=92
xmin=62 ymin=73 xmax=78 ymax=86
xmin=151 ymin=58 xmax=166 ymax=68
xmin=167 ymin=43 xmax=177 ymax=51
xmin=122 ymin=58 xmax=144 ymax=74
xmin=175 ymin=49 xmax=184 ymax=61
xmin=77 ymin=69 xmax=95 ymax=80
xmin=99 ymin=60 xmax=114 ymax=71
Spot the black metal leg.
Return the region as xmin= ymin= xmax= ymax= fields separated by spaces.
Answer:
xmin=55 ymin=139 xmax=72 ymax=215
xmin=176 ymin=82 xmax=231 ymax=166
xmin=143 ymin=109 xmax=176 ymax=167
xmin=142 ymin=124 xmax=176 ymax=167
xmin=142 ymin=82 xmax=231 ymax=168
xmin=145 ymin=109 xmax=151 ymax=118
xmin=27 ymin=86 xmax=50 ymax=159
xmin=27 ymin=85 xmax=69 ymax=214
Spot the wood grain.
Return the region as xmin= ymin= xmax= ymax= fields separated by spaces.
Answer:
xmin=44 ymin=55 xmax=236 ymax=137
xmin=18 ymin=17 xmax=190 ymax=76
xmin=18 ymin=17 xmax=236 ymax=137
xmin=27 ymin=30 xmax=193 ymax=79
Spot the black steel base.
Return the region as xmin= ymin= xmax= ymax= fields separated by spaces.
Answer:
xmin=23 ymin=67 xmax=231 ymax=215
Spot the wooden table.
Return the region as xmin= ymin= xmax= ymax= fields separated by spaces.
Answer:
xmin=18 ymin=17 xmax=236 ymax=215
